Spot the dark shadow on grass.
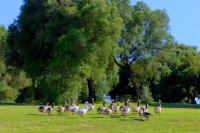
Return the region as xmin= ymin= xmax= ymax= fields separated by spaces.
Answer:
xmin=27 ymin=113 xmax=65 ymax=116
xmin=90 ymin=116 xmax=104 ymax=118
xmin=27 ymin=114 xmax=48 ymax=116
xmin=132 ymin=118 xmax=145 ymax=122
xmin=0 ymin=103 xmax=33 ymax=106
xmin=110 ymin=115 xmax=121 ymax=118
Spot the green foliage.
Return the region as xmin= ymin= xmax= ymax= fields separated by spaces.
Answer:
xmin=0 ymin=26 xmax=7 ymax=58
xmin=114 ymin=1 xmax=171 ymax=98
xmin=153 ymin=43 xmax=200 ymax=103
xmin=4 ymin=0 xmax=200 ymax=104
xmin=0 ymin=25 xmax=32 ymax=102
xmin=140 ymin=85 xmax=153 ymax=101
xmin=7 ymin=0 xmax=122 ymax=103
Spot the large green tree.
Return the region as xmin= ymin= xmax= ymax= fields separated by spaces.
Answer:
xmin=114 ymin=2 xmax=171 ymax=99
xmin=7 ymin=0 xmax=122 ymax=103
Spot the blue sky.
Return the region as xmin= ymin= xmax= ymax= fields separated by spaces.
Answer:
xmin=0 ymin=0 xmax=200 ymax=50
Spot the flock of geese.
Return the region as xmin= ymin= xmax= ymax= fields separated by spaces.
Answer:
xmin=37 ymin=98 xmax=162 ymax=120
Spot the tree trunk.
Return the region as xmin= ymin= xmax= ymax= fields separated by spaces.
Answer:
xmin=127 ymin=66 xmax=140 ymax=99
xmin=87 ymin=78 xmax=95 ymax=99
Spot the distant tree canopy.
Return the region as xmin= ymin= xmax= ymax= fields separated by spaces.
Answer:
xmin=3 ymin=1 xmax=200 ymax=104
xmin=0 ymin=25 xmax=31 ymax=102
xmin=152 ymin=44 xmax=200 ymax=103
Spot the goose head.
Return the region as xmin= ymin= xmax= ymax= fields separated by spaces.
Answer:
xmin=141 ymin=107 xmax=144 ymax=112
xmin=158 ymin=100 xmax=161 ymax=107
xmin=77 ymin=100 xmax=81 ymax=106
xmin=112 ymin=99 xmax=115 ymax=103
xmin=51 ymin=103 xmax=55 ymax=108
xmin=92 ymin=98 xmax=95 ymax=105
xmin=127 ymin=99 xmax=130 ymax=107
xmin=85 ymin=101 xmax=89 ymax=105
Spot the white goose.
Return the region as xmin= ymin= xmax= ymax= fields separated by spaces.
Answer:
xmin=69 ymin=101 xmax=80 ymax=115
xmin=133 ymin=98 xmax=141 ymax=113
xmin=78 ymin=101 xmax=89 ymax=117
xmin=154 ymin=100 xmax=162 ymax=114
xmin=121 ymin=99 xmax=130 ymax=117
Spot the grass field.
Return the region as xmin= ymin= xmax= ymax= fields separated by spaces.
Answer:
xmin=0 ymin=103 xmax=200 ymax=133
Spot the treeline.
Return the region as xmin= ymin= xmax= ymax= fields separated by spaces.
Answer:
xmin=0 ymin=0 xmax=200 ymax=104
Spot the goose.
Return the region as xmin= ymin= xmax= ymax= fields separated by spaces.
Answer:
xmin=69 ymin=101 xmax=80 ymax=115
xmin=120 ymin=99 xmax=129 ymax=111
xmin=121 ymin=99 xmax=130 ymax=117
xmin=141 ymin=107 xmax=151 ymax=120
xmin=102 ymin=102 xmax=113 ymax=117
xmin=154 ymin=100 xmax=161 ymax=115
xmin=64 ymin=99 xmax=73 ymax=113
xmin=88 ymin=98 xmax=95 ymax=111
xmin=37 ymin=103 xmax=48 ymax=112
xmin=133 ymin=98 xmax=141 ymax=113
xmin=112 ymin=102 xmax=120 ymax=114
xmin=97 ymin=101 xmax=106 ymax=114
xmin=45 ymin=103 xmax=54 ymax=115
xmin=78 ymin=101 xmax=89 ymax=117
xmin=56 ymin=100 xmax=66 ymax=114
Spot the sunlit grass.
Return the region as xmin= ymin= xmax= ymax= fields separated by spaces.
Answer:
xmin=0 ymin=103 xmax=200 ymax=133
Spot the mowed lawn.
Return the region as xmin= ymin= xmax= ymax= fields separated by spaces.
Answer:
xmin=0 ymin=103 xmax=200 ymax=133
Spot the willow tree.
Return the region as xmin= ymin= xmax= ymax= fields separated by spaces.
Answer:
xmin=7 ymin=0 xmax=122 ymax=102
xmin=50 ymin=0 xmax=123 ymax=101
xmin=114 ymin=2 xmax=171 ymax=98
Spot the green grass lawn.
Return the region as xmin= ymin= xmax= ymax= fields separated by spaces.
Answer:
xmin=0 ymin=103 xmax=200 ymax=133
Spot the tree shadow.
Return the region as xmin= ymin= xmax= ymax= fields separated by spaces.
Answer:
xmin=90 ymin=116 xmax=104 ymax=118
xmin=110 ymin=115 xmax=121 ymax=118
xmin=132 ymin=118 xmax=145 ymax=122
xmin=27 ymin=114 xmax=47 ymax=116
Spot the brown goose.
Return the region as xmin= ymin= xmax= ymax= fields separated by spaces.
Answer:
xmin=97 ymin=101 xmax=106 ymax=114
xmin=112 ymin=102 xmax=120 ymax=114
xmin=56 ymin=100 xmax=66 ymax=114
xmin=45 ymin=103 xmax=54 ymax=115
xmin=141 ymin=107 xmax=151 ymax=120
xmin=102 ymin=102 xmax=113 ymax=117
xmin=37 ymin=103 xmax=48 ymax=113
